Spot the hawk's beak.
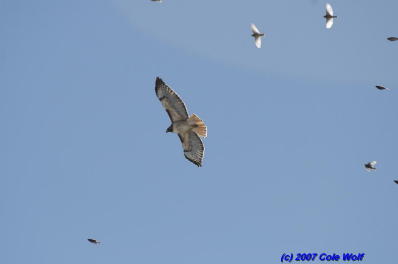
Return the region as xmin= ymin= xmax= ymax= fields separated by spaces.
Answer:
xmin=166 ymin=126 xmax=173 ymax=133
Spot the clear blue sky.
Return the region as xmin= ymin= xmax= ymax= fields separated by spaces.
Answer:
xmin=1 ymin=0 xmax=398 ymax=263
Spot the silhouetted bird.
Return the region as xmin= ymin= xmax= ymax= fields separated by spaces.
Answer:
xmin=375 ymin=85 xmax=390 ymax=91
xmin=387 ymin=37 xmax=398 ymax=41
xmin=151 ymin=0 xmax=162 ymax=2
xmin=251 ymin=24 xmax=264 ymax=48
xmin=364 ymin=161 xmax=377 ymax=171
xmin=87 ymin=238 xmax=101 ymax=244
xmin=324 ymin=3 xmax=337 ymax=29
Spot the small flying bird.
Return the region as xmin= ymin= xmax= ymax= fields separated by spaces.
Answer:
xmin=250 ymin=24 xmax=265 ymax=48
xmin=364 ymin=161 xmax=377 ymax=171
xmin=151 ymin=0 xmax=162 ymax=2
xmin=394 ymin=180 xmax=398 ymax=184
xmin=155 ymin=77 xmax=207 ymax=167
xmin=87 ymin=238 xmax=101 ymax=245
xmin=375 ymin=85 xmax=390 ymax=91
xmin=387 ymin=37 xmax=398 ymax=41
xmin=324 ymin=3 xmax=337 ymax=29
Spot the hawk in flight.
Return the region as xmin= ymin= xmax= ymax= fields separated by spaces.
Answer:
xmin=155 ymin=77 xmax=207 ymax=167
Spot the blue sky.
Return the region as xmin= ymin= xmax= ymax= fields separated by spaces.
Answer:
xmin=1 ymin=0 xmax=398 ymax=263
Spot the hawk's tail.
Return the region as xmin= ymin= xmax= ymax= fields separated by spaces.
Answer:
xmin=189 ymin=114 xmax=207 ymax=138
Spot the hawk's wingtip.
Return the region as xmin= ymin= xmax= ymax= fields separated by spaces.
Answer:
xmin=155 ymin=77 xmax=165 ymax=93
xmin=184 ymin=155 xmax=203 ymax=167
xmin=195 ymin=159 xmax=203 ymax=167
xmin=155 ymin=76 xmax=163 ymax=85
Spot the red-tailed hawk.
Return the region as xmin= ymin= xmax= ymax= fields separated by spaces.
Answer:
xmin=155 ymin=77 xmax=207 ymax=167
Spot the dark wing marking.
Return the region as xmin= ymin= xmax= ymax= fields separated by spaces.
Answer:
xmin=180 ymin=131 xmax=204 ymax=167
xmin=155 ymin=77 xmax=189 ymax=122
xmin=178 ymin=134 xmax=184 ymax=143
xmin=165 ymin=109 xmax=173 ymax=122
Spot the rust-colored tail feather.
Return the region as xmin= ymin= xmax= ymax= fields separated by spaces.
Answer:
xmin=189 ymin=114 xmax=207 ymax=138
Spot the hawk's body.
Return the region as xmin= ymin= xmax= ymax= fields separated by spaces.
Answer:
xmin=155 ymin=77 xmax=207 ymax=167
xmin=172 ymin=119 xmax=197 ymax=134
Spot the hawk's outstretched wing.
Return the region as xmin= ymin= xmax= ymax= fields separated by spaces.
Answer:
xmin=179 ymin=131 xmax=204 ymax=167
xmin=155 ymin=77 xmax=189 ymax=122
